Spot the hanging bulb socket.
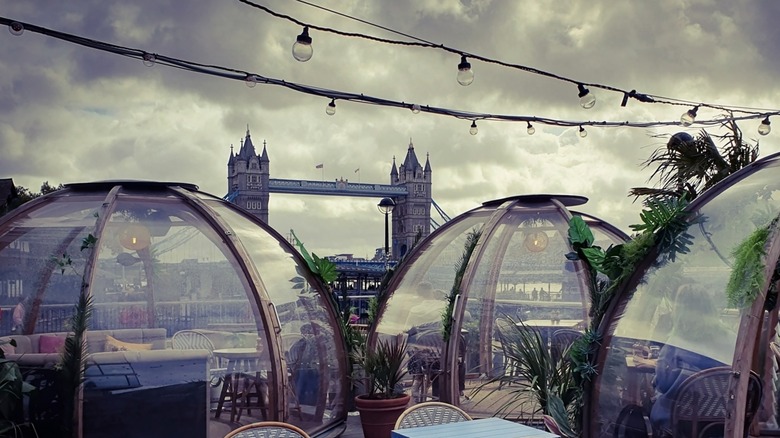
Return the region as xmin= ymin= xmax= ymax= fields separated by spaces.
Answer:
xmin=680 ymin=106 xmax=698 ymax=127
xmin=411 ymin=104 xmax=421 ymax=114
xmin=292 ymin=26 xmax=313 ymax=62
xmin=577 ymin=84 xmax=596 ymax=109
xmin=526 ymin=122 xmax=535 ymax=135
xmin=142 ymin=53 xmax=156 ymax=67
xmin=457 ymin=55 xmax=474 ymax=86
xmin=245 ymin=74 xmax=259 ymax=88
xmin=9 ymin=22 xmax=24 ymax=36
xmin=758 ymin=117 xmax=771 ymax=136
xmin=469 ymin=120 xmax=478 ymax=135
xmin=578 ymin=126 xmax=587 ymax=138
xmin=326 ymin=99 xmax=336 ymax=116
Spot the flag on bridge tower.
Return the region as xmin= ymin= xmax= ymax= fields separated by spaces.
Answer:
xmin=315 ymin=163 xmax=323 ymax=169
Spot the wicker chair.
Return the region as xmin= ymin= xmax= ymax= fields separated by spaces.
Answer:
xmin=394 ymin=401 xmax=472 ymax=429
xmin=223 ymin=421 xmax=310 ymax=438
xmin=172 ymin=330 xmax=223 ymax=368
xmin=550 ymin=328 xmax=582 ymax=364
xmin=670 ymin=366 xmax=762 ymax=438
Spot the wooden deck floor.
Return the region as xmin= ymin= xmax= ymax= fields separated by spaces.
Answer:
xmin=211 ymin=378 xmax=542 ymax=437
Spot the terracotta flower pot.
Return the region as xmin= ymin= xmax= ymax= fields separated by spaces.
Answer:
xmin=354 ymin=393 xmax=410 ymax=438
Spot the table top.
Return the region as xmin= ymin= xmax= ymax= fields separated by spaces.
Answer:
xmin=213 ymin=348 xmax=261 ymax=359
xmin=519 ymin=319 xmax=581 ymax=329
xmin=391 ymin=417 xmax=559 ymax=438
xmin=626 ymin=355 xmax=657 ymax=372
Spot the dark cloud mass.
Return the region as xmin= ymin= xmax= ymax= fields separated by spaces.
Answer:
xmin=1 ymin=0 xmax=779 ymax=257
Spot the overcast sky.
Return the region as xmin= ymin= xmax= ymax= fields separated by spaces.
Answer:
xmin=2 ymin=1 xmax=779 ymax=258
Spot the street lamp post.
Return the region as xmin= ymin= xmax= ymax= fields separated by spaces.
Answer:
xmin=377 ymin=197 xmax=396 ymax=269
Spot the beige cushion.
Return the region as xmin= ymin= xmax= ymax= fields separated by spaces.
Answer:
xmin=105 ymin=335 xmax=153 ymax=352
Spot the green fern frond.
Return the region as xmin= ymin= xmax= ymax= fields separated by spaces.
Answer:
xmin=726 ymin=225 xmax=770 ymax=308
xmin=442 ymin=228 xmax=481 ymax=341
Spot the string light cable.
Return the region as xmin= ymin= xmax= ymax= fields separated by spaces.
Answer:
xmin=2 ymin=17 xmax=778 ymax=135
xmin=239 ymin=0 xmax=779 ymax=118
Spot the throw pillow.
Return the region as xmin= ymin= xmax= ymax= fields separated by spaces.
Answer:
xmin=0 ymin=340 xmax=16 ymax=356
xmin=105 ymin=335 xmax=153 ymax=352
xmin=39 ymin=335 xmax=67 ymax=354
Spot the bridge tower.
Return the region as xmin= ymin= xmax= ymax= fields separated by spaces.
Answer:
xmin=227 ymin=128 xmax=270 ymax=223
xmin=391 ymin=140 xmax=432 ymax=259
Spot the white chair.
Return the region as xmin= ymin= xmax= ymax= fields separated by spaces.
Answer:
xmin=394 ymin=401 xmax=472 ymax=429
xmin=224 ymin=421 xmax=310 ymax=438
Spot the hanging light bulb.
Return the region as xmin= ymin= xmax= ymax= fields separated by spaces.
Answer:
xmin=526 ymin=122 xmax=535 ymax=135
xmin=292 ymin=26 xmax=313 ymax=62
xmin=119 ymin=224 xmax=152 ymax=251
xmin=142 ymin=53 xmax=156 ymax=67
xmin=524 ymin=231 xmax=548 ymax=252
xmin=680 ymin=106 xmax=698 ymax=127
xmin=577 ymin=84 xmax=596 ymax=109
xmin=245 ymin=74 xmax=259 ymax=88
xmin=411 ymin=104 xmax=421 ymax=114
xmin=578 ymin=126 xmax=588 ymax=138
xmin=326 ymin=99 xmax=336 ymax=116
xmin=457 ymin=56 xmax=474 ymax=86
xmin=758 ymin=117 xmax=771 ymax=136
xmin=469 ymin=120 xmax=478 ymax=135
xmin=8 ymin=22 xmax=24 ymax=36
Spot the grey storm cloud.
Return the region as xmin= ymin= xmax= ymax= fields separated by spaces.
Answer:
xmin=1 ymin=0 xmax=779 ymax=257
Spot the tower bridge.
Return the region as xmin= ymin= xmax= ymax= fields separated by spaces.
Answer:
xmin=225 ymin=129 xmax=444 ymax=260
xmin=266 ymin=178 xmax=407 ymax=197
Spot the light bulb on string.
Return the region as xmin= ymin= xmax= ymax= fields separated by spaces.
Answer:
xmin=578 ymin=126 xmax=588 ymax=138
xmin=8 ymin=22 xmax=24 ymax=36
xmin=577 ymin=84 xmax=596 ymax=109
xmin=411 ymin=104 xmax=421 ymax=114
xmin=457 ymin=56 xmax=474 ymax=86
xmin=758 ymin=117 xmax=771 ymax=136
xmin=326 ymin=99 xmax=336 ymax=116
xmin=469 ymin=120 xmax=478 ymax=135
xmin=245 ymin=74 xmax=259 ymax=88
xmin=292 ymin=26 xmax=313 ymax=62
xmin=680 ymin=106 xmax=698 ymax=127
xmin=526 ymin=122 xmax=535 ymax=135
xmin=142 ymin=53 xmax=156 ymax=67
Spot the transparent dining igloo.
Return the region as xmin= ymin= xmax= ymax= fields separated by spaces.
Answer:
xmin=369 ymin=194 xmax=628 ymax=420
xmin=0 ymin=181 xmax=348 ymax=438
xmin=587 ymin=151 xmax=780 ymax=438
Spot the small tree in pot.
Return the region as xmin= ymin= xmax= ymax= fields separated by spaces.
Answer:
xmin=353 ymin=336 xmax=410 ymax=438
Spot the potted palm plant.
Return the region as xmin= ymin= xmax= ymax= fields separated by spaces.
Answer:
xmin=353 ymin=336 xmax=410 ymax=438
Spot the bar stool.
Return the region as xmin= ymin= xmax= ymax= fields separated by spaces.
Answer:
xmin=214 ymin=348 xmax=266 ymax=423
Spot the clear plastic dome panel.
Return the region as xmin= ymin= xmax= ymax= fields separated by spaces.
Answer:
xmin=376 ymin=212 xmax=489 ymax=338
xmin=206 ymin=201 xmax=345 ymax=428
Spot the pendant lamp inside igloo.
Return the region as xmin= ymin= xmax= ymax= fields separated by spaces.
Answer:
xmin=371 ymin=194 xmax=628 ymax=420
xmin=0 ymin=181 xmax=348 ymax=438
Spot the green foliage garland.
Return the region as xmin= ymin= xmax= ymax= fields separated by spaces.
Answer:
xmin=726 ymin=224 xmax=770 ymax=308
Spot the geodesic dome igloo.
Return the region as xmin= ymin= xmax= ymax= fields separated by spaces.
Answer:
xmin=588 ymin=151 xmax=780 ymax=438
xmin=0 ymin=181 xmax=348 ymax=438
xmin=370 ymin=194 xmax=628 ymax=419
